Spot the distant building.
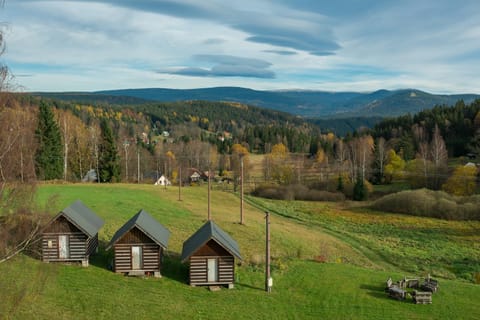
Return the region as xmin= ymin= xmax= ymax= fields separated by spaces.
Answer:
xmin=154 ymin=175 xmax=171 ymax=186
xmin=41 ymin=200 xmax=104 ymax=267
xmin=82 ymin=169 xmax=98 ymax=182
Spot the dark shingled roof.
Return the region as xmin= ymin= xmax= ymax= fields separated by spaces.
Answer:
xmin=181 ymin=220 xmax=242 ymax=262
xmin=107 ymin=209 xmax=170 ymax=250
xmin=57 ymin=200 xmax=104 ymax=238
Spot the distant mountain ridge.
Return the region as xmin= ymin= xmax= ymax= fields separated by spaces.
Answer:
xmin=94 ymin=87 xmax=480 ymax=117
xmin=33 ymin=87 xmax=480 ymax=118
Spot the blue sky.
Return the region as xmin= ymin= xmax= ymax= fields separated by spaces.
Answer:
xmin=3 ymin=0 xmax=480 ymax=93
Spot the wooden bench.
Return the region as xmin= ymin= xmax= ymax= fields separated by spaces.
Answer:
xmin=412 ymin=290 xmax=432 ymax=304
xmin=388 ymin=285 xmax=407 ymax=300
xmin=386 ymin=277 xmax=407 ymax=299
xmin=421 ymin=275 xmax=439 ymax=293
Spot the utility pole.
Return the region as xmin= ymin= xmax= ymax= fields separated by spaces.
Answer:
xmin=123 ymin=140 xmax=129 ymax=182
xmin=240 ymin=155 xmax=244 ymax=224
xmin=265 ymin=211 xmax=272 ymax=293
xmin=164 ymin=162 xmax=167 ymax=190
xmin=178 ymin=166 xmax=182 ymax=201
xmin=136 ymin=145 xmax=141 ymax=184
xmin=208 ymin=166 xmax=211 ymax=220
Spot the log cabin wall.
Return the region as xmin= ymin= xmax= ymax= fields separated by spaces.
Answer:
xmin=189 ymin=239 xmax=234 ymax=286
xmin=113 ymin=227 xmax=162 ymax=273
xmin=42 ymin=215 xmax=88 ymax=262
xmin=42 ymin=233 xmax=87 ymax=261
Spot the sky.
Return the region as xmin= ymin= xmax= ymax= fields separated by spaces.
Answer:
xmin=2 ymin=0 xmax=480 ymax=93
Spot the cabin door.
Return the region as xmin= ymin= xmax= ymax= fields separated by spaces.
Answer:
xmin=58 ymin=235 xmax=69 ymax=259
xmin=207 ymin=258 xmax=218 ymax=282
xmin=131 ymin=246 xmax=142 ymax=270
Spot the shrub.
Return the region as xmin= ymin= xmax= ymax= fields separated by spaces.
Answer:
xmin=252 ymin=184 xmax=345 ymax=202
xmin=371 ymin=188 xmax=480 ymax=220
xmin=353 ymin=179 xmax=368 ymax=201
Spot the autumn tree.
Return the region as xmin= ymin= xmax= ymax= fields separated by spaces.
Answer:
xmin=265 ymin=143 xmax=293 ymax=184
xmin=384 ymin=149 xmax=405 ymax=183
xmin=55 ymin=108 xmax=92 ymax=181
xmin=372 ymin=137 xmax=388 ymax=184
xmin=442 ymin=165 xmax=478 ymax=196
xmin=430 ymin=124 xmax=448 ymax=189
xmin=0 ymin=22 xmax=48 ymax=264
xmin=346 ymin=135 xmax=374 ymax=183
xmin=35 ymin=102 xmax=63 ymax=180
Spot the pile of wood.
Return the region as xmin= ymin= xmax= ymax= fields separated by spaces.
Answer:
xmin=385 ymin=274 xmax=438 ymax=304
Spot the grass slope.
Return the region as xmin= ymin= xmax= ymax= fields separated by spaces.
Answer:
xmin=0 ymin=184 xmax=479 ymax=319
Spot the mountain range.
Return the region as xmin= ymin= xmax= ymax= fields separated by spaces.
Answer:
xmin=88 ymin=87 xmax=479 ymax=118
xmin=33 ymin=87 xmax=480 ymax=119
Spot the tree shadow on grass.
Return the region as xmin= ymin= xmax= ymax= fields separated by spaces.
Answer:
xmin=360 ymin=283 xmax=390 ymax=300
xmin=161 ymin=251 xmax=189 ymax=284
xmin=89 ymin=240 xmax=113 ymax=270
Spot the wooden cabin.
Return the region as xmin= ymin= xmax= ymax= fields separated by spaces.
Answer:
xmin=41 ymin=200 xmax=104 ymax=267
xmin=107 ymin=209 xmax=170 ymax=277
xmin=181 ymin=220 xmax=242 ymax=288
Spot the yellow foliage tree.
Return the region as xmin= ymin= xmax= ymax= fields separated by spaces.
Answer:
xmin=315 ymin=148 xmax=326 ymax=164
xmin=266 ymin=143 xmax=293 ymax=184
xmin=442 ymin=165 xmax=478 ymax=196
xmin=384 ymin=149 xmax=405 ymax=183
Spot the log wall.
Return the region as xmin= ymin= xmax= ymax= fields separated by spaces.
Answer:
xmin=189 ymin=255 xmax=234 ymax=286
xmin=42 ymin=232 xmax=87 ymax=261
xmin=113 ymin=243 xmax=161 ymax=273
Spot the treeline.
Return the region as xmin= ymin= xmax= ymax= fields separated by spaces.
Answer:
xmin=254 ymin=99 xmax=480 ymax=201
xmin=2 ymin=94 xmax=322 ymax=184
xmin=371 ymin=99 xmax=480 ymax=158
xmin=3 ymin=93 xmax=479 ymax=203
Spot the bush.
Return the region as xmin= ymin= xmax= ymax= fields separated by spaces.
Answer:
xmin=252 ymin=184 xmax=345 ymax=202
xmin=371 ymin=188 xmax=480 ymax=220
xmin=353 ymin=179 xmax=368 ymax=201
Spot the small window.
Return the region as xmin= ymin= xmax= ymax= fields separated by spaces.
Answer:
xmin=48 ymin=240 xmax=53 ymax=248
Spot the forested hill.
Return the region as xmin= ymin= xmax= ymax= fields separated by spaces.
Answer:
xmin=98 ymin=87 xmax=480 ymax=117
xmin=34 ymin=87 xmax=480 ymax=118
xmin=371 ymin=99 xmax=480 ymax=158
xmin=16 ymin=93 xmax=320 ymax=154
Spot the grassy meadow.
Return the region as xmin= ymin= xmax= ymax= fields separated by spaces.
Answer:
xmin=0 ymin=183 xmax=479 ymax=319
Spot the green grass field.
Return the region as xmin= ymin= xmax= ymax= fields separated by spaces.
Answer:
xmin=1 ymin=184 xmax=479 ymax=319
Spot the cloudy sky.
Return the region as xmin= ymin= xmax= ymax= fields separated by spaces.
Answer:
xmin=3 ymin=0 xmax=480 ymax=93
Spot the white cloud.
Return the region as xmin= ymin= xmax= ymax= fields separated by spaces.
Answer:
xmin=2 ymin=0 xmax=480 ymax=93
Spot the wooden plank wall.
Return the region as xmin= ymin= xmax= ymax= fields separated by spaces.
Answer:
xmin=189 ymin=256 xmax=234 ymax=285
xmin=113 ymin=243 xmax=161 ymax=273
xmin=42 ymin=232 xmax=87 ymax=261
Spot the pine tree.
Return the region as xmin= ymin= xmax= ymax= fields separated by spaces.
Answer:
xmin=35 ymin=102 xmax=63 ymax=180
xmin=98 ymin=118 xmax=120 ymax=182
xmin=353 ymin=178 xmax=368 ymax=201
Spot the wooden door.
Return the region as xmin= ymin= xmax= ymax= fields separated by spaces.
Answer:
xmin=207 ymin=258 xmax=217 ymax=282
xmin=58 ymin=235 xmax=69 ymax=259
xmin=131 ymin=246 xmax=142 ymax=270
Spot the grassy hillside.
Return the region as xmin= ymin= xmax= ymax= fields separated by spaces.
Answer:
xmin=1 ymin=184 xmax=479 ymax=319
